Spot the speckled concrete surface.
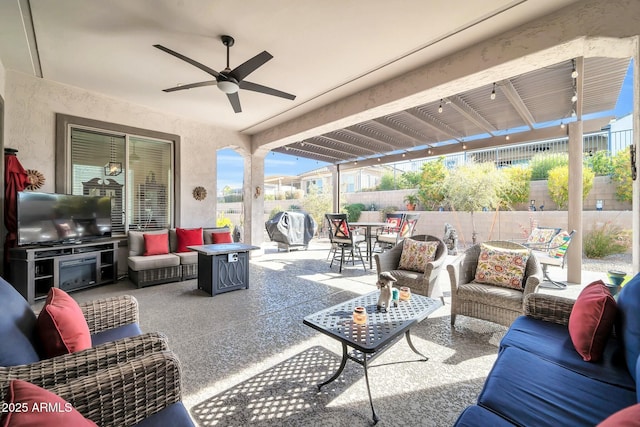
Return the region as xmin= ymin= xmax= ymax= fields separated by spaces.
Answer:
xmin=52 ymin=240 xmax=615 ymax=426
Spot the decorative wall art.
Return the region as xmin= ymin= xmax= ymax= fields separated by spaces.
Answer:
xmin=193 ymin=186 xmax=207 ymax=201
xmin=25 ymin=169 xmax=45 ymax=191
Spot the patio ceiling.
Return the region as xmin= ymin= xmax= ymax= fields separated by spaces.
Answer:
xmin=271 ymin=56 xmax=630 ymax=168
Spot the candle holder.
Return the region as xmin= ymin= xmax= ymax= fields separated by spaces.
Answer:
xmin=399 ymin=287 xmax=411 ymax=301
xmin=353 ymin=306 xmax=367 ymax=325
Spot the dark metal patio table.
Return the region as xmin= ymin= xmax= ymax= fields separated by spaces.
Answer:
xmin=303 ymin=291 xmax=443 ymax=424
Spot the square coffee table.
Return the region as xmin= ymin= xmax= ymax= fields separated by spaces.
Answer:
xmin=303 ymin=291 xmax=442 ymax=423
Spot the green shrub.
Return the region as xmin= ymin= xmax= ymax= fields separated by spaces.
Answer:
xmin=417 ymin=157 xmax=448 ymax=210
xmin=216 ymin=213 xmax=233 ymax=228
xmin=379 ymin=206 xmax=398 ymax=221
xmin=499 ymin=165 xmax=532 ymax=208
xmin=343 ymin=203 xmax=366 ymax=222
xmin=585 ymin=150 xmax=613 ymax=176
xmin=547 ymin=165 xmax=594 ymax=209
xmin=583 ymin=222 xmax=630 ymax=258
xmin=269 ymin=206 xmax=283 ymax=219
xmin=612 ymin=148 xmax=632 ymax=202
xmin=530 ymin=153 xmax=568 ymax=180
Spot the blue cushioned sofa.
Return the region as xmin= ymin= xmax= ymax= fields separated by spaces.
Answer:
xmin=454 ymin=273 xmax=640 ymax=426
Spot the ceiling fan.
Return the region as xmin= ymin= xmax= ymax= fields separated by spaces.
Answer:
xmin=154 ymin=35 xmax=296 ymax=113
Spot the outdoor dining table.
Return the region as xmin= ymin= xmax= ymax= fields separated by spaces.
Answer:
xmin=350 ymin=221 xmax=387 ymax=269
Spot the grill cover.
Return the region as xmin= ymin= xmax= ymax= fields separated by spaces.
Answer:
xmin=265 ymin=211 xmax=317 ymax=247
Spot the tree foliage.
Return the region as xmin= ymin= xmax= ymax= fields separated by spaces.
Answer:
xmin=402 ymin=171 xmax=422 ymax=188
xmin=547 ymin=165 xmax=594 ymax=209
xmin=442 ymin=162 xmax=507 ymax=241
xmin=301 ymin=184 xmax=332 ymax=234
xmin=611 ymin=148 xmax=633 ymax=202
xmin=376 ymin=170 xmax=420 ymax=190
xmin=585 ymin=150 xmax=613 ymax=176
xmin=417 ymin=157 xmax=448 ymax=210
xmin=377 ymin=173 xmax=404 ymax=190
xmin=530 ymin=153 xmax=568 ymax=180
xmin=499 ymin=165 xmax=532 ymax=208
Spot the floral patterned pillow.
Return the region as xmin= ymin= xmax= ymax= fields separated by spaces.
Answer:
xmin=398 ymin=239 xmax=439 ymax=272
xmin=474 ymin=243 xmax=530 ymax=289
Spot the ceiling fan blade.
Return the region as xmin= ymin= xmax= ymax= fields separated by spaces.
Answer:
xmin=229 ymin=51 xmax=273 ymax=81
xmin=153 ymin=44 xmax=220 ymax=78
xmin=227 ymin=92 xmax=242 ymax=113
xmin=162 ymin=80 xmax=217 ymax=92
xmin=239 ymin=80 xmax=296 ymax=100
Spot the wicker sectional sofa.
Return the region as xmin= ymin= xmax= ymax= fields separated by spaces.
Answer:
xmin=127 ymin=227 xmax=230 ymax=288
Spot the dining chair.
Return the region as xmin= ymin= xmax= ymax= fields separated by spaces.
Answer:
xmin=374 ymin=213 xmax=419 ymax=252
xmin=325 ymin=213 xmax=366 ymax=272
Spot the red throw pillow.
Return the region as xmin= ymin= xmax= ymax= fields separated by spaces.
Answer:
xmin=176 ymin=227 xmax=203 ymax=252
xmin=36 ymin=288 xmax=91 ymax=358
xmin=568 ymin=280 xmax=617 ymax=362
xmin=212 ymin=232 xmax=233 ymax=244
xmin=597 ymin=403 xmax=640 ymax=426
xmin=2 ymin=379 xmax=98 ymax=426
xmin=143 ymin=233 xmax=169 ymax=256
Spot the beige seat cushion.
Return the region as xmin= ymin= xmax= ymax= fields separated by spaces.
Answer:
xmin=458 ymin=282 xmax=524 ymax=312
xmin=536 ymin=252 xmax=564 ymax=267
xmin=389 ymin=269 xmax=424 ymax=288
xmin=175 ymin=251 xmax=198 ymax=265
xmin=377 ymin=233 xmax=399 ymax=244
xmin=128 ymin=254 xmax=180 ymax=271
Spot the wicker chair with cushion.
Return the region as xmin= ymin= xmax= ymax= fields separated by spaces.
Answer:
xmin=0 ymin=276 xmax=168 ymax=388
xmin=532 ymin=229 xmax=575 ymax=289
xmin=374 ymin=235 xmax=447 ymax=302
xmin=0 ymin=350 xmax=194 ymax=427
xmin=447 ymin=241 xmax=543 ymax=328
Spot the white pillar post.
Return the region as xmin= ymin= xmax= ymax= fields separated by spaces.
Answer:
xmin=244 ymin=152 xmax=265 ymax=255
xmin=567 ymin=120 xmax=583 ymax=284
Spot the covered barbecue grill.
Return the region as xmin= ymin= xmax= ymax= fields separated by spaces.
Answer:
xmin=265 ymin=211 xmax=317 ymax=251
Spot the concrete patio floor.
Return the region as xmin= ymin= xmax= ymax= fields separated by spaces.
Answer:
xmin=48 ymin=238 xmax=628 ymax=426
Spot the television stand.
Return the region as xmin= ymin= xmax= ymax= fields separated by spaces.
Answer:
xmin=9 ymin=240 xmax=118 ymax=304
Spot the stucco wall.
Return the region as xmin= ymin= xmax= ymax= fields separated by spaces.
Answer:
xmin=357 ymin=209 xmax=632 ymax=252
xmin=4 ymin=70 xmax=250 ymax=228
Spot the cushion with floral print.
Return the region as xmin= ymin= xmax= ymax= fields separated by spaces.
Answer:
xmin=474 ymin=243 xmax=530 ymax=289
xmin=548 ymin=230 xmax=572 ymax=258
xmin=525 ymin=227 xmax=560 ymax=248
xmin=398 ymin=239 xmax=439 ymax=273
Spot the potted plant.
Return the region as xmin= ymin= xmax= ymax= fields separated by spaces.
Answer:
xmin=403 ymin=194 xmax=419 ymax=211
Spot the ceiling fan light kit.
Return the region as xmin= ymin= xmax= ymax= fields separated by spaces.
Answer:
xmin=217 ymin=80 xmax=239 ymax=94
xmin=154 ymin=34 xmax=295 ymax=113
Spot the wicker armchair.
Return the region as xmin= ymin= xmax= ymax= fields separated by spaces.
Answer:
xmin=0 ymin=350 xmax=194 ymax=427
xmin=0 ymin=276 xmax=168 ymax=386
xmin=447 ymin=241 xmax=543 ymax=328
xmin=374 ymin=235 xmax=447 ymax=302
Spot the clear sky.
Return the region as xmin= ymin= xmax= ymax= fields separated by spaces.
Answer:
xmin=218 ymin=61 xmax=635 ymax=191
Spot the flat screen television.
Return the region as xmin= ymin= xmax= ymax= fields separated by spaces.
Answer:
xmin=17 ymin=192 xmax=112 ymax=246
